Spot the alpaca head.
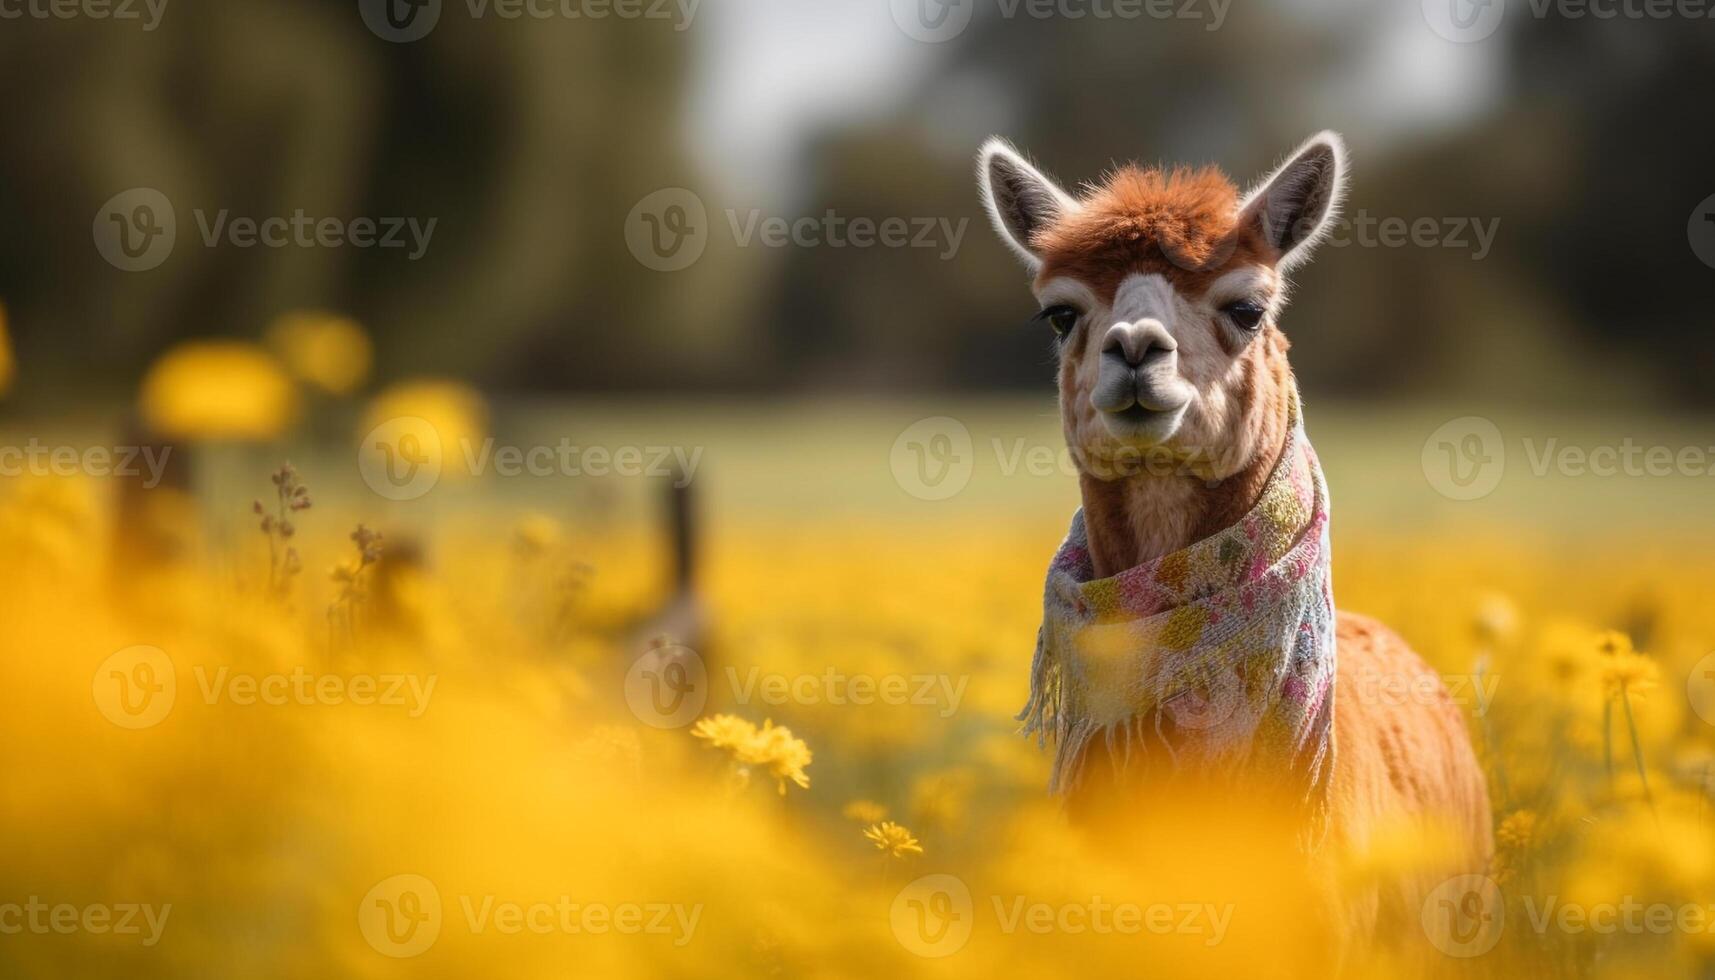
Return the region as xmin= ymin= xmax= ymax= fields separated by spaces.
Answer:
xmin=978 ymin=132 xmax=1346 ymax=482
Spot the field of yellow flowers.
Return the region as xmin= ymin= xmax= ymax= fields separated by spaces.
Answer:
xmin=1 ymin=315 xmax=1713 ymax=978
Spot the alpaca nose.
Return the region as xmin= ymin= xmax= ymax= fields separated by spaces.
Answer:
xmin=1103 ymin=320 xmax=1177 ymax=368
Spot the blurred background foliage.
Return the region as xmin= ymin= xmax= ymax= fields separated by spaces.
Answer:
xmin=0 ymin=0 xmax=1712 ymax=408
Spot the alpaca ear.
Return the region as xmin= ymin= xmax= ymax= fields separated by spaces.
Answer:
xmin=978 ymin=138 xmax=1077 ymax=269
xmin=1240 ymin=131 xmax=1347 ymax=272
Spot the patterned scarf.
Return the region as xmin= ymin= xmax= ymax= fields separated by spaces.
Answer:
xmin=1019 ymin=412 xmax=1338 ymax=838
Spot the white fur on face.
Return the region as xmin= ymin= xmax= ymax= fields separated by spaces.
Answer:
xmin=1037 ymin=267 xmax=1283 ymax=479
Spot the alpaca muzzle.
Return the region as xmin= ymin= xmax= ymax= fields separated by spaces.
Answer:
xmin=1093 ymin=320 xmax=1191 ymax=420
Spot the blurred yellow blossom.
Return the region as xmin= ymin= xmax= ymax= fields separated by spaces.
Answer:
xmin=360 ymin=379 xmax=488 ymax=479
xmin=862 ymin=821 xmax=923 ymax=858
xmin=139 ymin=341 xmax=298 ymax=440
xmin=265 ymin=310 xmax=372 ymax=395
xmin=0 ymin=437 xmax=1712 ymax=978
xmin=692 ymin=713 xmax=757 ymax=752
xmin=691 ymin=714 xmax=812 ymax=794
xmin=1474 ymin=591 xmax=1520 ymax=645
xmin=1597 ymin=630 xmax=1660 ymax=699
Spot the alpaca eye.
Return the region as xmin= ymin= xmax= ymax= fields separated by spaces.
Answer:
xmin=1223 ymin=300 xmax=1266 ymax=332
xmin=1034 ymin=304 xmax=1080 ymax=339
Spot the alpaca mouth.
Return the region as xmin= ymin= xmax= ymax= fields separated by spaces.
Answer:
xmin=1098 ymin=394 xmax=1189 ymax=444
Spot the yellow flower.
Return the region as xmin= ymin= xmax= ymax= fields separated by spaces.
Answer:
xmin=139 ymin=341 xmax=298 ymax=440
xmin=691 ymin=713 xmax=757 ymax=752
xmin=265 ymin=311 xmax=372 ymax=395
xmin=842 ymin=799 xmax=888 ymax=823
xmin=862 ymin=821 xmax=923 ymax=858
xmin=745 ymin=719 xmax=813 ymax=794
xmin=359 ymin=380 xmax=488 ymax=479
xmin=0 ymin=300 xmax=14 ymax=396
xmin=1601 ymin=651 xmax=1659 ymax=699
xmin=1473 ymin=592 xmax=1520 ymax=645
xmin=690 ymin=715 xmax=812 ymax=794
xmin=1595 ymin=629 xmax=1634 ymax=659
xmin=1595 ymin=631 xmax=1658 ymax=699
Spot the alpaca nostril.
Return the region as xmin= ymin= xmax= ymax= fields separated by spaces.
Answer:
xmin=1103 ymin=323 xmax=1176 ymax=368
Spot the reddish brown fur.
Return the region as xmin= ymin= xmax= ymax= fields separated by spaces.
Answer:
xmin=1034 ymin=165 xmax=1275 ymax=304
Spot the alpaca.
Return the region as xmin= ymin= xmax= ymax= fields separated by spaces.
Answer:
xmin=977 ymin=131 xmax=1493 ymax=943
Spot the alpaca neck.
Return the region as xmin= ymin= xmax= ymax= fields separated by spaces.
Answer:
xmin=1076 ymin=366 xmax=1296 ymax=579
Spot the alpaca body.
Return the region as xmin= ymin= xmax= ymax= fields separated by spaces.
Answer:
xmin=977 ymin=130 xmax=1494 ymax=947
